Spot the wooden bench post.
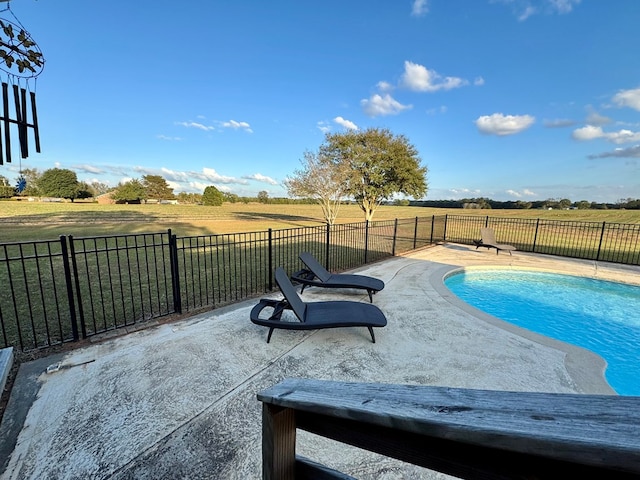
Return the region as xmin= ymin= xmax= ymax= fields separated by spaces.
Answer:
xmin=262 ymin=403 xmax=296 ymax=480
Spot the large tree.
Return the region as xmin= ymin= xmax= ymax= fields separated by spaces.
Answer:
xmin=202 ymin=185 xmax=224 ymax=206
xmin=285 ymin=149 xmax=350 ymax=224
xmin=112 ymin=179 xmax=147 ymax=203
xmin=38 ymin=168 xmax=81 ymax=200
xmin=142 ymin=174 xmax=174 ymax=202
xmin=321 ymin=128 xmax=428 ymax=221
xmin=257 ymin=190 xmax=269 ymax=204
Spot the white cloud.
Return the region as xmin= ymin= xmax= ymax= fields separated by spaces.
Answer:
xmin=411 ymin=0 xmax=428 ymax=17
xmin=518 ymin=6 xmax=536 ymax=21
xmin=475 ymin=113 xmax=535 ymax=136
xmin=543 ymin=118 xmax=575 ymax=128
xmin=74 ymin=164 xmax=104 ymax=174
xmin=588 ymin=145 xmax=640 ymax=159
xmin=166 ymin=180 xmax=181 ymax=192
xmin=157 ymin=134 xmax=182 ymax=141
xmin=400 ymin=61 xmax=467 ymax=92
xmin=220 ymin=119 xmax=253 ymax=133
xmin=333 ymin=116 xmax=359 ymax=130
xmin=572 ymin=125 xmax=603 ymax=141
xmin=176 ymin=121 xmax=215 ymax=131
xmin=585 ymin=111 xmax=611 ymax=126
xmin=376 ymin=81 xmax=393 ymax=92
xmin=450 ymin=188 xmax=481 ymax=196
xmin=606 ymin=130 xmax=640 ymax=144
xmin=474 ymin=76 xmax=485 ymax=86
xmin=160 ymin=167 xmax=190 ymax=182
xmin=612 ymin=87 xmax=640 ymax=111
xmin=493 ymin=0 xmax=581 ymax=20
xmin=194 ymin=167 xmax=247 ymax=185
xmin=361 ymin=93 xmax=412 ymax=117
xmin=572 ymin=125 xmax=640 ymax=144
xmin=548 ymin=0 xmax=582 ymax=14
xmin=243 ymin=173 xmax=278 ymax=185
xmin=317 ymin=121 xmax=330 ymax=133
xmin=505 ymin=189 xmax=537 ymax=198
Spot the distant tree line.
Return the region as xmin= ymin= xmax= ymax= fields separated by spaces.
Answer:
xmin=0 ymin=168 xmax=110 ymax=201
xmin=409 ymin=197 xmax=640 ymax=210
xmin=2 ymin=168 xmax=637 ymax=210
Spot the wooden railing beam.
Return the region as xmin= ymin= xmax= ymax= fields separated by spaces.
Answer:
xmin=258 ymin=379 xmax=640 ymax=479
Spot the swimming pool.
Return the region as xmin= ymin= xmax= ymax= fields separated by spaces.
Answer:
xmin=444 ymin=269 xmax=640 ymax=396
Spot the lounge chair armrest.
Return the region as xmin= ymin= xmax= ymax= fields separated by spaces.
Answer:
xmin=291 ymin=269 xmax=318 ymax=283
xmin=251 ymin=298 xmax=291 ymax=321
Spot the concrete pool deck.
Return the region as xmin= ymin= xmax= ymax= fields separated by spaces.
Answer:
xmin=1 ymin=243 xmax=639 ymax=479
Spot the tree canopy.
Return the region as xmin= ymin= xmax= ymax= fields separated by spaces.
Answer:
xmin=142 ymin=174 xmax=174 ymax=201
xmin=202 ymin=185 xmax=224 ymax=206
xmin=285 ymin=149 xmax=350 ymax=224
xmin=320 ymin=128 xmax=428 ymax=221
xmin=38 ymin=168 xmax=81 ymax=200
xmin=112 ymin=179 xmax=147 ymax=203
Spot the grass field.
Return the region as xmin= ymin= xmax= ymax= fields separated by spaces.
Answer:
xmin=1 ymin=200 xmax=640 ymax=243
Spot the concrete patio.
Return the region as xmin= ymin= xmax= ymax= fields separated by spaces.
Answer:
xmin=1 ymin=244 xmax=638 ymax=480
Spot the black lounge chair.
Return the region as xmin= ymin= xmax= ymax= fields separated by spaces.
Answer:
xmin=250 ymin=267 xmax=387 ymax=343
xmin=290 ymin=252 xmax=385 ymax=302
xmin=475 ymin=227 xmax=516 ymax=255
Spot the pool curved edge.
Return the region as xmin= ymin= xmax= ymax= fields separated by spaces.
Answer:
xmin=429 ymin=264 xmax=617 ymax=396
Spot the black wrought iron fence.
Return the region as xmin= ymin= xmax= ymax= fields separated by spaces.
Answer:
xmin=1 ymin=214 xmax=638 ymax=352
xmin=443 ymin=215 xmax=640 ymax=265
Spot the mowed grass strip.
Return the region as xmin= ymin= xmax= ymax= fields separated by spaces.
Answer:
xmin=1 ymin=201 xmax=639 ymax=243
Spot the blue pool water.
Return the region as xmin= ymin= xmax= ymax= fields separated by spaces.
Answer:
xmin=444 ymin=269 xmax=640 ymax=396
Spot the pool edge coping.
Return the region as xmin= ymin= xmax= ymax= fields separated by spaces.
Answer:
xmin=429 ymin=263 xmax=617 ymax=396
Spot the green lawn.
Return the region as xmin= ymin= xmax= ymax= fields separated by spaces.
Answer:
xmin=1 ymin=200 xmax=639 ymax=243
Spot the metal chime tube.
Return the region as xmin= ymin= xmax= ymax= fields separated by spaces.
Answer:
xmin=2 ymin=82 xmax=10 ymax=164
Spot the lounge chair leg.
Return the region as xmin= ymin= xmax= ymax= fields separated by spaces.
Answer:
xmin=300 ymin=284 xmax=306 ymax=294
xmin=367 ymin=290 xmax=374 ymax=303
xmin=368 ymin=326 xmax=376 ymax=343
xmin=267 ymin=328 xmax=275 ymax=343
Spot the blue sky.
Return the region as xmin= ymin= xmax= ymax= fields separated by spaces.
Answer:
xmin=2 ymin=0 xmax=639 ymax=202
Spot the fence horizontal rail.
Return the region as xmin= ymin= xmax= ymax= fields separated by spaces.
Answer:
xmin=1 ymin=214 xmax=638 ymax=351
xmin=444 ymin=215 xmax=640 ymax=264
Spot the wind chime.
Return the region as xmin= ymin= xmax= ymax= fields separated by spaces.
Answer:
xmin=0 ymin=0 xmax=44 ymax=192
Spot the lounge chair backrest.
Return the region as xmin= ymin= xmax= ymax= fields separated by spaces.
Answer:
xmin=299 ymin=252 xmax=331 ymax=282
xmin=275 ymin=267 xmax=307 ymax=321
xmin=480 ymin=227 xmax=497 ymax=244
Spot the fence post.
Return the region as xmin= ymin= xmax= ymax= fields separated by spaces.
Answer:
xmin=485 ymin=216 xmax=489 ymax=227
xmin=430 ymin=215 xmax=435 ymax=244
xmin=364 ymin=220 xmax=369 ymax=264
xmin=268 ymin=229 xmax=273 ymax=291
xmin=392 ymin=219 xmax=398 ymax=256
xmin=443 ymin=215 xmax=448 ymax=243
xmin=168 ymin=230 xmax=182 ymax=314
xmin=325 ymin=223 xmax=331 ymax=271
xmin=413 ymin=217 xmax=418 ymax=250
xmin=59 ymin=235 xmax=79 ymax=342
xmin=596 ymin=222 xmax=606 ymax=261
xmin=67 ymin=235 xmax=87 ymax=339
xmin=533 ymin=218 xmax=540 ymax=253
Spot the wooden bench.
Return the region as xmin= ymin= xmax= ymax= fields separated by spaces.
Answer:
xmin=258 ymin=378 xmax=640 ymax=479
